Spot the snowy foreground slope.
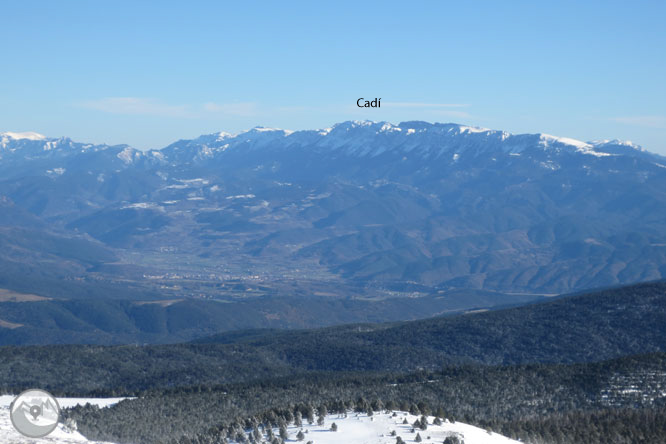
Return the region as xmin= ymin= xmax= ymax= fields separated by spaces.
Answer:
xmin=0 ymin=396 xmax=123 ymax=443
xmin=1 ymin=396 xmax=520 ymax=444
xmin=263 ymin=411 xmax=520 ymax=444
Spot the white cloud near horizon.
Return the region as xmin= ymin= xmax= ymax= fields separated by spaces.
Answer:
xmin=78 ymin=97 xmax=260 ymax=118
xmin=202 ymin=102 xmax=258 ymax=116
xmin=78 ymin=98 xmax=475 ymax=121
xmin=78 ymin=97 xmax=192 ymax=118
xmin=611 ymin=115 xmax=666 ymax=129
xmin=382 ymin=102 xmax=470 ymax=108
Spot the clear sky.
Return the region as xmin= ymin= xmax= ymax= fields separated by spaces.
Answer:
xmin=1 ymin=0 xmax=665 ymax=153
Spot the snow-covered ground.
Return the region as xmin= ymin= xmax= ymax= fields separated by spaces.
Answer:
xmin=1 ymin=395 xmax=520 ymax=444
xmin=262 ymin=411 xmax=520 ymax=444
xmin=0 ymin=395 xmax=125 ymax=443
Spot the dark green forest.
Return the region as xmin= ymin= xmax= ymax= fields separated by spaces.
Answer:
xmin=63 ymin=353 xmax=666 ymax=444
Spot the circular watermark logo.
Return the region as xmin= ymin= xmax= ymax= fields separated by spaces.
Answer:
xmin=10 ymin=389 xmax=60 ymax=438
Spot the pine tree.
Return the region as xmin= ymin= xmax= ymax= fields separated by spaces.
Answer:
xmin=279 ymin=424 xmax=288 ymax=440
xmin=306 ymin=406 xmax=315 ymax=425
xmin=330 ymin=422 xmax=338 ymax=432
xmin=420 ymin=415 xmax=428 ymax=430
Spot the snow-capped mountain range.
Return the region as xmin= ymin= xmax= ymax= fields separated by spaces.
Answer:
xmin=1 ymin=121 xmax=654 ymax=166
xmin=1 ymin=120 xmax=665 ymax=302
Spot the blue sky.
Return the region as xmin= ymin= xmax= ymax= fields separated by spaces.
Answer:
xmin=1 ymin=0 xmax=665 ymax=153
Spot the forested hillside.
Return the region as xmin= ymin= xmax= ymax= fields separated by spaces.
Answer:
xmin=63 ymin=353 xmax=666 ymax=444
xmin=1 ymin=281 xmax=665 ymax=395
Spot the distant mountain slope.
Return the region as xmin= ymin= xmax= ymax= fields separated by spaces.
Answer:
xmin=0 ymin=289 xmax=532 ymax=345
xmin=1 ymin=121 xmax=666 ymax=300
xmin=0 ymin=196 xmax=132 ymax=298
xmin=195 ymin=280 xmax=666 ymax=368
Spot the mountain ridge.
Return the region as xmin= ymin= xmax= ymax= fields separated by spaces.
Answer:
xmin=0 ymin=120 xmax=665 ymax=303
xmin=2 ymin=121 xmax=658 ymax=159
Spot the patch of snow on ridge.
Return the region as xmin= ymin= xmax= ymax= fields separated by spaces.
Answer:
xmin=179 ymin=178 xmax=209 ymax=185
xmin=539 ymin=133 xmax=590 ymax=149
xmin=379 ymin=123 xmax=402 ymax=132
xmin=117 ymin=147 xmax=137 ymax=164
xmin=150 ymin=150 xmax=165 ymax=161
xmin=458 ymin=125 xmax=492 ymax=134
xmin=591 ymin=139 xmax=645 ymax=151
xmin=1 ymin=131 xmax=46 ymax=141
xmin=539 ymin=133 xmax=612 ymax=157
xmin=243 ymin=126 xmax=294 ymax=136
xmin=340 ymin=120 xmax=375 ymax=130
xmin=122 ymin=202 xmax=159 ymax=209
xmin=46 ymin=168 xmax=66 ymax=176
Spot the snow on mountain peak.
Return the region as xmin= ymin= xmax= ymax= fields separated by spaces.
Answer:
xmin=379 ymin=122 xmax=402 ymax=132
xmin=215 ymin=131 xmax=233 ymax=141
xmin=538 ymin=133 xmax=613 ymax=157
xmin=457 ymin=124 xmax=492 ymax=134
xmin=538 ymin=133 xmax=590 ymax=149
xmin=330 ymin=120 xmax=376 ymax=131
xmin=351 ymin=120 xmax=375 ymax=127
xmin=243 ymin=126 xmax=293 ymax=136
xmin=1 ymin=131 xmax=46 ymax=141
xmin=591 ymin=139 xmax=645 ymax=151
xmin=117 ymin=146 xmax=141 ymax=164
